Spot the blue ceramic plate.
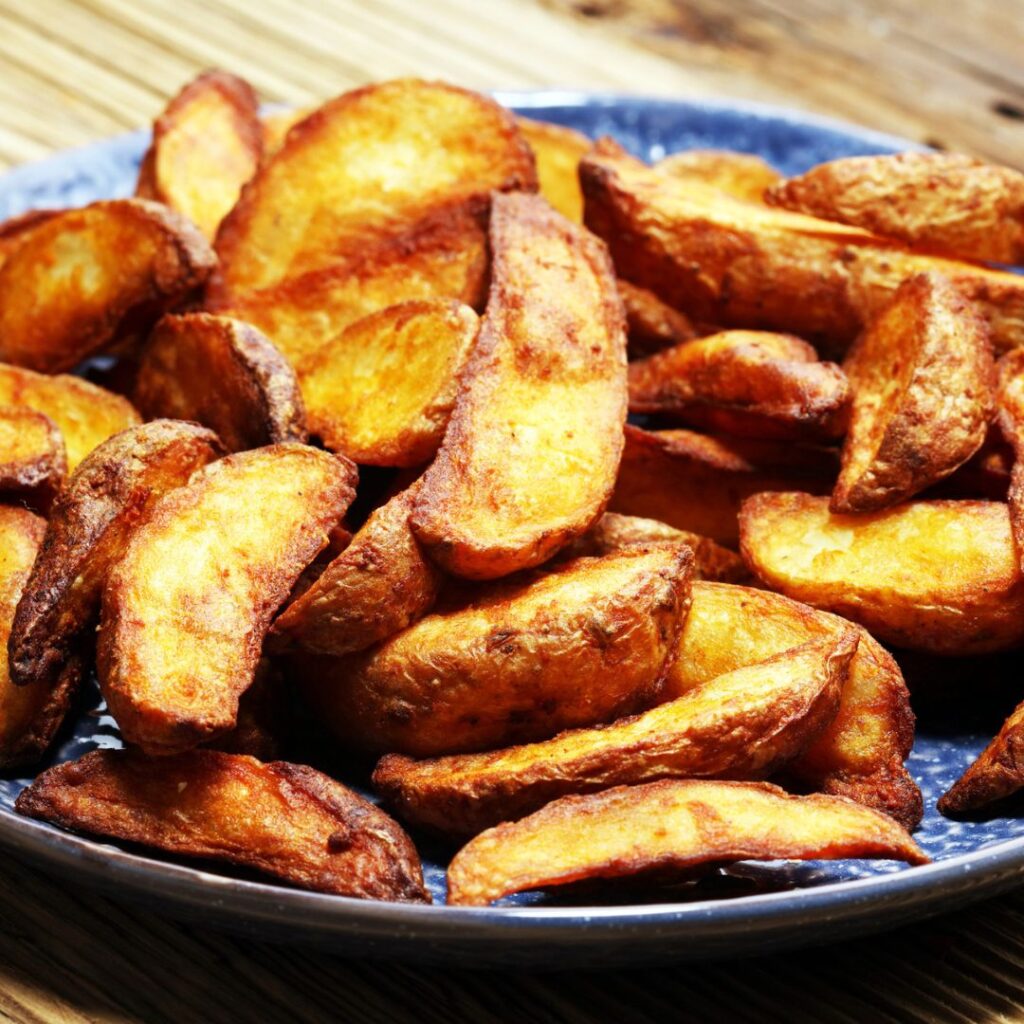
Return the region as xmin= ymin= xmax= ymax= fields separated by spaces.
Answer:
xmin=0 ymin=92 xmax=1021 ymax=967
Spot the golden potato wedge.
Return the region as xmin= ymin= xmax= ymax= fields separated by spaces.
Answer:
xmin=260 ymin=107 xmax=312 ymax=157
xmin=0 ymin=200 xmax=215 ymax=373
xmin=446 ymin=778 xmax=927 ymax=905
xmin=656 ymin=149 xmax=781 ymax=201
xmin=0 ymin=208 xmax=63 ymax=273
xmin=9 ymin=421 xmax=222 ymax=689
xmin=16 ymin=749 xmax=428 ymax=902
xmin=629 ymin=331 xmax=850 ymax=440
xmin=375 ymin=633 xmax=854 ymax=837
xmin=411 ymin=192 xmax=627 ymax=579
xmin=134 ymin=313 xmax=307 ymax=452
xmin=617 ymin=279 xmax=698 ymax=356
xmin=296 ymin=545 xmax=693 ymax=757
xmin=580 ymin=141 xmax=1024 ymax=354
xmin=212 ymin=79 xmax=535 ymax=299
xmin=98 ymin=444 xmax=357 ymax=755
xmin=740 ymin=492 xmax=1024 ymax=655
xmin=136 ymin=70 xmax=262 ymax=241
xmin=0 ymin=405 xmax=66 ymax=511
xmin=996 ymin=349 xmax=1024 ymax=570
xmin=209 ymin=659 xmax=285 ymax=761
xmin=609 ymin=425 xmax=836 ymax=546
xmin=832 ymin=272 xmax=995 ymax=512
xmin=516 ymin=115 xmax=590 ymax=222
xmin=302 ymin=300 xmax=478 ymax=466
xmin=765 ymin=152 xmax=1024 ymax=265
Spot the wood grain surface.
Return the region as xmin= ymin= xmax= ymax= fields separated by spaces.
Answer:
xmin=2 ymin=1 xmax=1024 ymax=1021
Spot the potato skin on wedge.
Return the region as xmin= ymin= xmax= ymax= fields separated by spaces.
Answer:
xmin=99 ymin=444 xmax=357 ymax=755
xmin=446 ymin=778 xmax=927 ymax=905
xmin=16 ymin=749 xmax=428 ymax=902
xmin=0 ymin=406 xmax=66 ymax=512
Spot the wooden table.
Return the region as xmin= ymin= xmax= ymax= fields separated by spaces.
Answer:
xmin=1 ymin=1 xmax=1024 ymax=1020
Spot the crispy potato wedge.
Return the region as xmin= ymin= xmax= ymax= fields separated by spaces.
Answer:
xmin=617 ymin=279 xmax=698 ymax=358
xmin=629 ymin=330 xmax=850 ymax=440
xmin=411 ymin=192 xmax=627 ymax=579
xmin=134 ymin=313 xmax=307 ymax=452
xmin=0 ymin=405 xmax=66 ymax=511
xmin=656 ymin=149 xmax=781 ymax=201
xmin=136 ymin=70 xmax=262 ymax=241
xmin=8 ymin=420 xmax=222 ymax=689
xmin=765 ymin=152 xmax=1024 ymax=265
xmin=297 ymin=545 xmax=693 ymax=757
xmin=447 ymin=778 xmax=927 ymax=905
xmin=516 ymin=115 xmax=590 ymax=222
xmin=302 ymin=300 xmax=478 ymax=466
xmin=0 ymin=200 xmax=215 ymax=373
xmin=0 ymin=208 xmax=63 ymax=274
xmin=996 ymin=350 xmax=1024 ymax=570
xmin=16 ymin=749 xmax=428 ymax=902
xmin=98 ymin=444 xmax=357 ymax=755
xmin=209 ymin=659 xmax=285 ymax=761
xmin=832 ymin=272 xmax=995 ymax=512
xmin=580 ymin=141 xmax=1024 ymax=354
xmin=609 ymin=425 xmax=836 ymax=546
xmin=740 ymin=492 xmax=1024 ymax=655
xmin=212 ymin=79 xmax=535 ymax=299
xmin=375 ymin=634 xmax=854 ymax=837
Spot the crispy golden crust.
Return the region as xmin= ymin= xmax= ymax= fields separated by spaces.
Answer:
xmin=16 ymin=749 xmax=428 ymax=902
xmin=740 ymin=492 xmax=1024 ymax=655
xmin=656 ymin=149 xmax=781 ymax=201
xmin=446 ymin=778 xmax=927 ymax=905
xmin=0 ymin=406 xmax=66 ymax=512
xmin=617 ymin=280 xmax=698 ymax=357
xmin=98 ymin=444 xmax=357 ymax=755
xmin=411 ymin=192 xmax=628 ymax=579
xmin=765 ymin=152 xmax=1024 ymax=264
xmin=516 ymin=115 xmax=591 ymax=223
xmin=0 ymin=199 xmax=215 ymax=373
xmin=134 ymin=313 xmax=307 ymax=451
xmin=295 ymin=546 xmax=694 ymax=757
xmin=996 ymin=350 xmax=1024 ymax=571
xmin=832 ymin=272 xmax=995 ymax=512
xmin=0 ymin=208 xmax=64 ymax=274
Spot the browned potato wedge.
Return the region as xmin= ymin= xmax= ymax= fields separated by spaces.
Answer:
xmin=375 ymin=633 xmax=855 ymax=837
xmin=16 ymin=749 xmax=428 ymax=902
xmin=996 ymin=349 xmax=1024 ymax=569
xmin=260 ymin=107 xmax=312 ymax=157
xmin=134 ymin=313 xmax=306 ymax=452
xmin=9 ymin=421 xmax=222 ymax=689
xmin=136 ymin=70 xmax=262 ymax=241
xmin=446 ymin=778 xmax=927 ymax=905
xmin=765 ymin=152 xmax=1024 ymax=264
xmin=617 ymin=279 xmax=698 ymax=356
xmin=740 ymin=492 xmax=1024 ymax=655
xmin=832 ymin=272 xmax=995 ymax=512
xmin=296 ymin=545 xmax=693 ymax=757
xmin=656 ymin=149 xmax=781 ymax=201
xmin=629 ymin=331 xmax=850 ymax=440
xmin=0 ymin=405 xmax=66 ymax=511
xmin=98 ymin=444 xmax=357 ymax=755
xmin=302 ymin=300 xmax=478 ymax=466
xmin=581 ymin=141 xmax=1024 ymax=354
xmin=0 ymin=208 xmax=63 ymax=273
xmin=516 ymin=115 xmax=590 ymax=222
xmin=0 ymin=200 xmax=215 ymax=373
xmin=209 ymin=659 xmax=285 ymax=761
xmin=411 ymin=192 xmax=627 ymax=579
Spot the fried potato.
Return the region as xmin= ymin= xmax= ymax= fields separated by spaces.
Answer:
xmin=0 ymin=406 xmax=66 ymax=511
xmin=617 ymin=280 xmax=698 ymax=356
xmin=765 ymin=152 xmax=1024 ymax=265
xmin=940 ymin=430 xmax=1013 ymax=500
xmin=0 ymin=200 xmax=215 ymax=373
xmin=609 ymin=425 xmax=836 ymax=546
xmin=411 ymin=192 xmax=627 ymax=579
xmin=134 ymin=313 xmax=306 ymax=452
xmin=260 ymin=107 xmax=313 ymax=157
xmin=516 ymin=115 xmax=590 ymax=222
xmin=302 ymin=300 xmax=478 ymax=466
xmin=209 ymin=659 xmax=285 ymax=761
xmin=9 ymin=421 xmax=222 ymax=689
xmin=0 ymin=208 xmax=63 ymax=273
xmin=98 ymin=444 xmax=357 ymax=755
xmin=740 ymin=492 xmax=1024 ymax=655
xmin=212 ymin=79 xmax=535 ymax=299
xmin=996 ymin=349 xmax=1024 ymax=570
xmin=832 ymin=272 xmax=995 ymax=512
xmin=656 ymin=149 xmax=781 ymax=201
xmin=375 ymin=634 xmax=854 ymax=837
xmin=136 ymin=70 xmax=262 ymax=241
xmin=16 ymin=749 xmax=428 ymax=902
xmin=446 ymin=778 xmax=927 ymax=905
xmin=629 ymin=331 xmax=850 ymax=440
xmin=296 ymin=545 xmax=693 ymax=757
xmin=580 ymin=141 xmax=1024 ymax=354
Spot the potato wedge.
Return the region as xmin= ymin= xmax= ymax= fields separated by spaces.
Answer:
xmin=302 ymin=300 xmax=478 ymax=466
xmin=446 ymin=778 xmax=927 ymax=905
xmin=9 ymin=421 xmax=222 ymax=689
xmin=617 ymin=280 xmax=698 ymax=356
xmin=516 ymin=115 xmax=590 ymax=222
xmin=0 ymin=208 xmax=63 ymax=273
xmin=98 ymin=444 xmax=357 ymax=755
xmin=656 ymin=149 xmax=781 ymax=201
xmin=296 ymin=545 xmax=693 ymax=757
xmin=740 ymin=492 xmax=1024 ymax=655
xmin=629 ymin=331 xmax=850 ymax=440
xmin=411 ymin=192 xmax=627 ymax=579
xmin=0 ymin=406 xmax=66 ymax=511
xmin=134 ymin=313 xmax=306 ymax=452
xmin=832 ymin=272 xmax=995 ymax=512
xmin=260 ymin=107 xmax=312 ymax=157
xmin=765 ymin=152 xmax=1024 ymax=265
xmin=16 ymin=749 xmax=428 ymax=902
xmin=209 ymin=659 xmax=285 ymax=761
xmin=996 ymin=350 xmax=1024 ymax=570
xmin=0 ymin=200 xmax=215 ymax=373
xmin=375 ymin=634 xmax=854 ymax=837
